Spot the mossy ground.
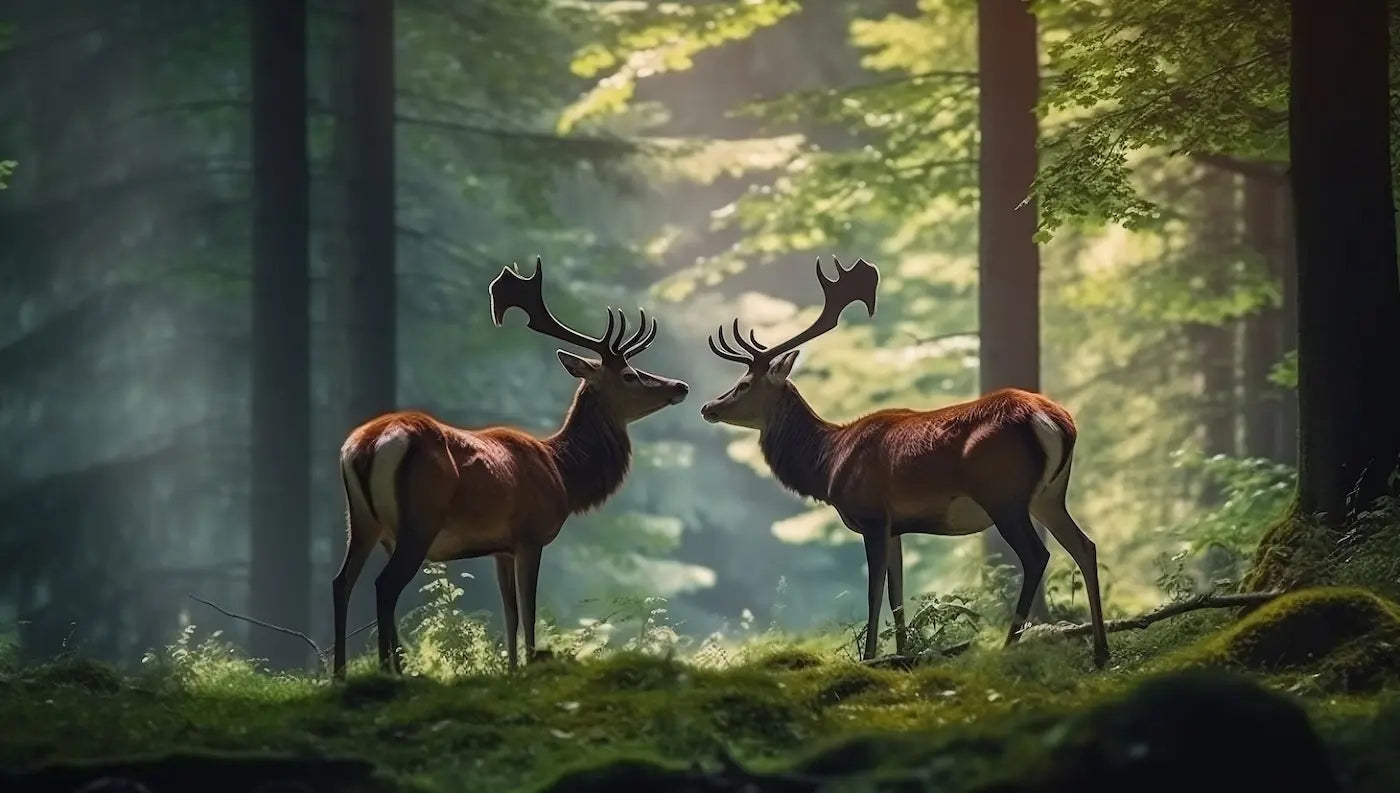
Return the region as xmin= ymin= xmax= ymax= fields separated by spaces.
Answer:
xmin=4 ymin=587 xmax=1400 ymax=792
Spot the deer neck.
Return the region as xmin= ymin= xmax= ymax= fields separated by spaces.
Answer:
xmin=547 ymin=383 xmax=633 ymax=515
xmin=759 ymin=384 xmax=837 ymax=503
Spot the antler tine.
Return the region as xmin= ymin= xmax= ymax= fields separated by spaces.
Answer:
xmin=749 ymin=255 xmax=881 ymax=363
xmin=488 ymin=256 xmax=610 ymax=356
xmin=747 ymin=329 xmax=767 ymax=351
xmin=622 ymin=315 xmax=659 ymax=358
xmin=615 ymin=307 xmax=647 ymax=353
xmin=732 ymin=318 xmax=764 ymax=356
xmin=708 ymin=328 xmax=752 ymax=364
xmin=714 ymin=322 xmax=751 ymax=359
xmin=618 ymin=309 xmax=656 ymax=358
xmin=612 ymin=307 xmax=628 ymax=351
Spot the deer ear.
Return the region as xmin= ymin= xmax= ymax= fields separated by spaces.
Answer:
xmin=765 ymin=349 xmax=800 ymax=381
xmin=557 ymin=349 xmax=601 ymax=380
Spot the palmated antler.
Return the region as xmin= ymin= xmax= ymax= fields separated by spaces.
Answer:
xmin=708 ymin=256 xmax=879 ymax=369
xmin=490 ymin=256 xmax=659 ymax=361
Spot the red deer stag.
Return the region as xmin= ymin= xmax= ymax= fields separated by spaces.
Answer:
xmin=333 ymin=257 xmax=690 ymax=678
xmin=699 ymin=257 xmax=1109 ymax=667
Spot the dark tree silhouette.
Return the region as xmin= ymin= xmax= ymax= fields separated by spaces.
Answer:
xmin=323 ymin=0 xmax=400 ymax=640
xmin=977 ymin=0 xmax=1048 ymax=620
xmin=248 ymin=0 xmax=312 ymax=668
xmin=1241 ymin=174 xmax=1293 ymax=464
xmin=345 ymin=0 xmax=398 ymax=428
xmin=1289 ymin=0 xmax=1400 ymax=523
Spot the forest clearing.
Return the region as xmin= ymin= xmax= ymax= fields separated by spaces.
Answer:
xmin=4 ymin=0 xmax=1400 ymax=791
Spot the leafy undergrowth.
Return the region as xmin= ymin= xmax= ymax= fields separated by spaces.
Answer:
xmin=4 ymin=587 xmax=1400 ymax=793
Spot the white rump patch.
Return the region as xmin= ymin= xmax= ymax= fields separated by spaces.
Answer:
xmin=367 ymin=430 xmax=412 ymax=535
xmin=1029 ymin=410 xmax=1067 ymax=494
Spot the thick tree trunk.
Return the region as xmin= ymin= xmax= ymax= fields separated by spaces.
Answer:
xmin=1290 ymin=0 xmax=1400 ymax=523
xmin=977 ymin=0 xmax=1047 ymax=621
xmin=345 ymin=0 xmax=398 ymax=428
xmin=325 ymin=0 xmax=401 ymax=641
xmin=248 ymin=0 xmax=312 ymax=668
xmin=1241 ymin=175 xmax=1286 ymax=462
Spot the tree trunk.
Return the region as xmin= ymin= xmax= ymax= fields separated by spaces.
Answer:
xmin=325 ymin=0 xmax=400 ymax=643
xmin=1290 ymin=0 xmax=1400 ymax=523
xmin=345 ymin=0 xmax=398 ymax=429
xmin=1190 ymin=169 xmax=1239 ymax=506
xmin=248 ymin=0 xmax=312 ymax=668
xmin=1241 ymin=175 xmax=1286 ymax=462
xmin=977 ymin=0 xmax=1047 ymax=621
xmin=1275 ymin=185 xmax=1299 ymax=467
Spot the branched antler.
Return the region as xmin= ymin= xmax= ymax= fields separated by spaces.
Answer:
xmin=490 ymin=257 xmax=659 ymax=361
xmin=707 ymin=256 xmax=880 ymax=369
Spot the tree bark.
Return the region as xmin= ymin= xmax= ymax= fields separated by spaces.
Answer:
xmin=345 ymin=0 xmax=398 ymax=428
xmin=324 ymin=0 xmax=401 ymax=639
xmin=977 ymin=0 xmax=1047 ymax=620
xmin=1289 ymin=0 xmax=1400 ymax=522
xmin=1275 ymin=185 xmax=1299 ymax=467
xmin=248 ymin=0 xmax=312 ymax=668
xmin=1241 ymin=175 xmax=1285 ymax=462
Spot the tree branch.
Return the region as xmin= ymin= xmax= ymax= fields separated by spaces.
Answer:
xmin=865 ymin=590 xmax=1284 ymax=670
xmin=187 ymin=594 xmax=375 ymax=668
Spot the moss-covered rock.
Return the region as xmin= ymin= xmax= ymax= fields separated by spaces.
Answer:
xmin=1174 ymin=587 xmax=1400 ymax=691
xmin=811 ymin=665 xmax=891 ymax=707
xmin=744 ymin=648 xmax=824 ymax=672
xmin=996 ymin=670 xmax=1339 ymax=793
xmin=538 ymin=671 xmax=1341 ymax=793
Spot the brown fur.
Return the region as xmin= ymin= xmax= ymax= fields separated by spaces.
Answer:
xmin=334 ymin=363 xmax=687 ymax=678
xmin=705 ymin=367 xmax=1108 ymax=667
xmin=758 ymin=386 xmax=1076 ymax=531
xmin=339 ymin=385 xmax=632 ymax=563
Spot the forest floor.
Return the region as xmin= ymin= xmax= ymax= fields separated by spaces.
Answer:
xmin=4 ymin=582 xmax=1400 ymax=793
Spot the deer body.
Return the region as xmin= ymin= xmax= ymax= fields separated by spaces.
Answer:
xmin=701 ymin=257 xmax=1109 ymax=667
xmin=760 ymin=386 xmax=1074 ymax=537
xmin=332 ymin=258 xmax=687 ymax=678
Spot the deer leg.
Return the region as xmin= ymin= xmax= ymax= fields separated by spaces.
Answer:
xmin=1033 ymin=498 xmax=1110 ymax=668
xmin=332 ymin=521 xmax=377 ymax=679
xmin=494 ymin=554 xmax=520 ymax=671
xmin=374 ymin=524 xmax=431 ymax=675
xmin=988 ymin=506 xmax=1050 ymax=649
xmin=514 ymin=545 xmax=544 ymax=663
xmin=861 ymin=528 xmax=890 ymax=661
xmin=886 ymin=534 xmax=908 ymax=656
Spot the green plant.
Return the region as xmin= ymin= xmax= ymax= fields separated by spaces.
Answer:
xmin=1171 ymin=450 xmax=1297 ymax=583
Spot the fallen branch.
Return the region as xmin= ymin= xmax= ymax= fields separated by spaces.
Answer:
xmin=865 ymin=589 xmax=1285 ymax=670
xmin=187 ymin=594 xmax=375 ymax=669
xmin=1029 ymin=589 xmax=1284 ymax=639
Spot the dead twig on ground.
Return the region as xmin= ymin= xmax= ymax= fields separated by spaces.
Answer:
xmin=864 ymin=589 xmax=1285 ymax=670
xmin=187 ymin=594 xmax=374 ymax=670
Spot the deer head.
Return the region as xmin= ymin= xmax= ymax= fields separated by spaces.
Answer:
xmin=491 ymin=257 xmax=689 ymax=422
xmin=700 ymin=256 xmax=879 ymax=429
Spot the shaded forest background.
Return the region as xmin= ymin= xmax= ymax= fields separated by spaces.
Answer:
xmin=0 ymin=0 xmax=1366 ymax=667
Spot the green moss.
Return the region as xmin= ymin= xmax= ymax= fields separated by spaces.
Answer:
xmin=15 ymin=655 xmax=125 ymax=693
xmin=3 ymin=595 xmax=1400 ymax=792
xmin=742 ymin=647 xmax=825 ymax=672
xmin=1172 ymin=587 xmax=1400 ymax=691
xmin=810 ymin=664 xmax=891 ymax=707
xmin=586 ymin=652 xmax=687 ymax=691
